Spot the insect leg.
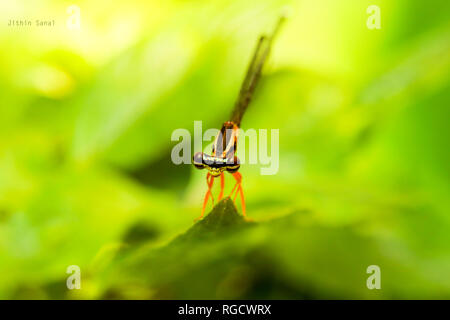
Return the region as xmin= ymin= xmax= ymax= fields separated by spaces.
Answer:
xmin=218 ymin=173 xmax=225 ymax=201
xmin=231 ymin=171 xmax=246 ymax=217
xmin=196 ymin=173 xmax=215 ymax=221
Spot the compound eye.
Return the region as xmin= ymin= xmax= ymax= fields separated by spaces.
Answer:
xmin=193 ymin=152 xmax=205 ymax=169
xmin=226 ymin=156 xmax=240 ymax=173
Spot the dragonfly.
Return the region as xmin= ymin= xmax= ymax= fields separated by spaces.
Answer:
xmin=192 ymin=16 xmax=285 ymax=220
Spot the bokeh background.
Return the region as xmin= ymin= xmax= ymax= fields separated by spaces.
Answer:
xmin=0 ymin=0 xmax=449 ymax=299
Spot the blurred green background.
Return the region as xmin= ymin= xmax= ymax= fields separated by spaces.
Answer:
xmin=0 ymin=0 xmax=449 ymax=299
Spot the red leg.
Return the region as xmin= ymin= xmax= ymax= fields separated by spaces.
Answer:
xmin=195 ymin=173 xmax=215 ymax=221
xmin=230 ymin=171 xmax=241 ymax=198
xmin=237 ymin=184 xmax=246 ymax=217
xmin=218 ymin=173 xmax=224 ymax=201
xmin=207 ymin=173 xmax=215 ymax=206
xmin=231 ymin=172 xmax=246 ymax=217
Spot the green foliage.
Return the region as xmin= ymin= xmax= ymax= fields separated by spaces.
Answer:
xmin=0 ymin=0 xmax=449 ymax=299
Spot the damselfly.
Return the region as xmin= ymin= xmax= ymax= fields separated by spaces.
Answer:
xmin=193 ymin=16 xmax=285 ymax=220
